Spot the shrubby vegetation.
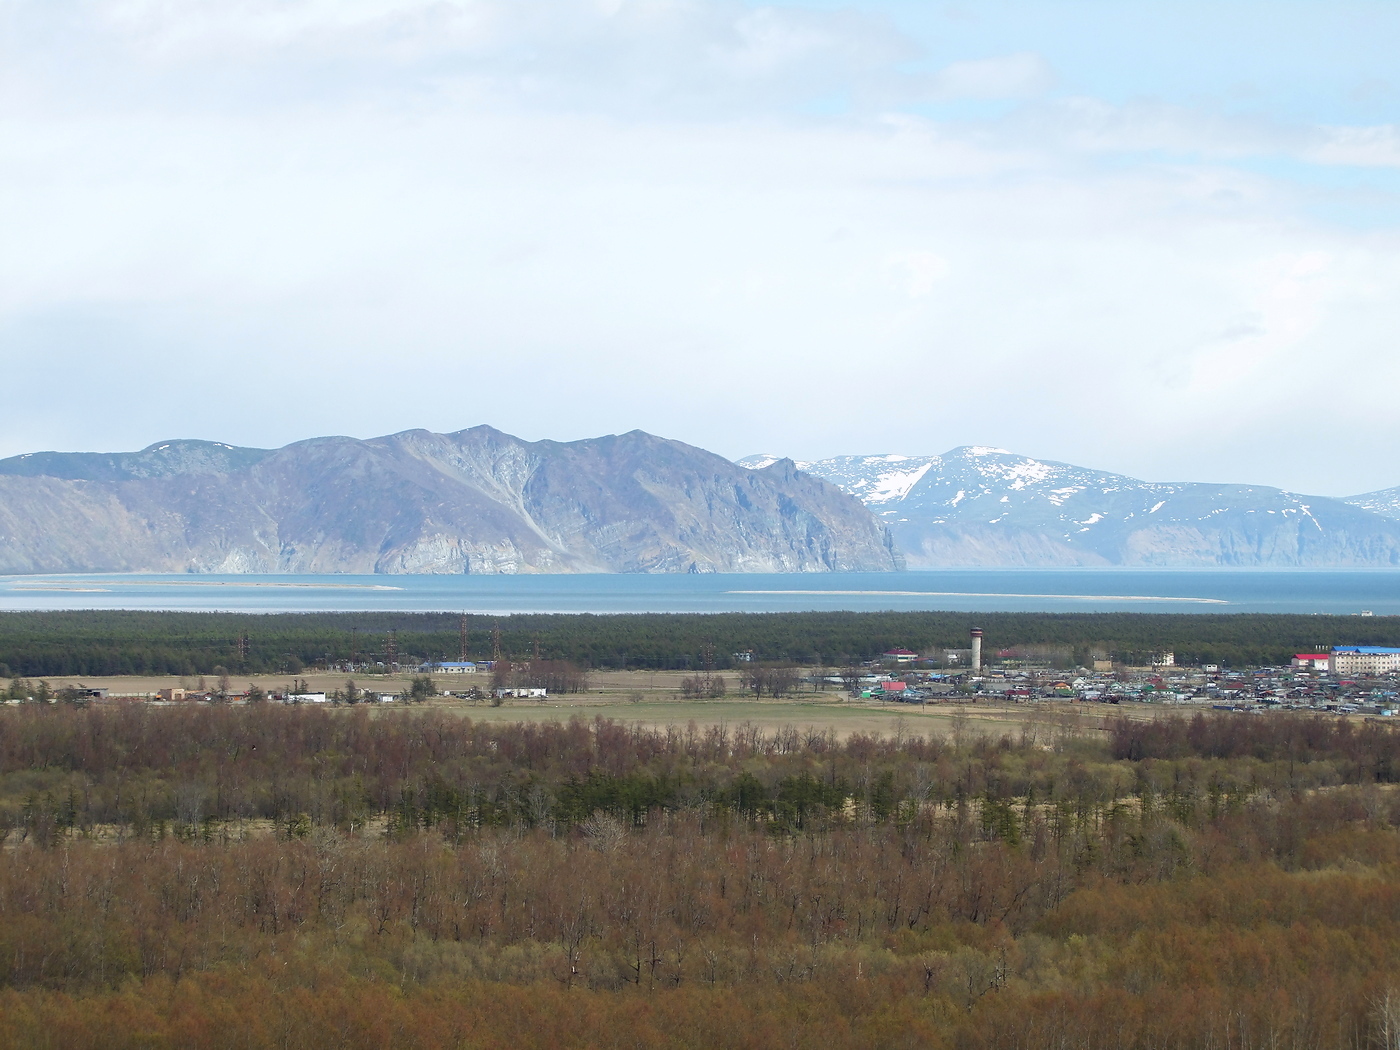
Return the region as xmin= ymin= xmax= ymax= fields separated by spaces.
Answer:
xmin=1 ymin=704 xmax=1400 ymax=1047
xmin=0 ymin=608 xmax=1393 ymax=677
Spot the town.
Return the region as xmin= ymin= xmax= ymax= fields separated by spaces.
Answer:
xmin=15 ymin=636 xmax=1400 ymax=718
xmin=856 ymin=636 xmax=1400 ymax=715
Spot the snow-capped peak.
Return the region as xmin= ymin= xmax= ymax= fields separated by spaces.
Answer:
xmin=736 ymin=454 xmax=787 ymax=471
xmin=745 ymin=446 xmax=1400 ymax=568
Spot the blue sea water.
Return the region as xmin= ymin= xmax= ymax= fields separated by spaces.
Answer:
xmin=0 ymin=570 xmax=1398 ymax=616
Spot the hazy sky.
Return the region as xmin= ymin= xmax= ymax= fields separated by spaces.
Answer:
xmin=3 ymin=0 xmax=1398 ymax=495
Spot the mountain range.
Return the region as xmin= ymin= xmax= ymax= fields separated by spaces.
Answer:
xmin=739 ymin=448 xmax=1400 ymax=568
xmin=5 ymin=427 xmax=1398 ymax=574
xmin=0 ymin=428 xmax=902 ymax=575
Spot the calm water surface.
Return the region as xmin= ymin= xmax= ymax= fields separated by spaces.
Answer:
xmin=0 ymin=570 xmax=1398 ymax=615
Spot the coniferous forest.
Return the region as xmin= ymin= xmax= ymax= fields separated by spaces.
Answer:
xmin=0 ymin=703 xmax=1399 ymax=1048
xmin=0 ymin=608 xmax=1394 ymax=676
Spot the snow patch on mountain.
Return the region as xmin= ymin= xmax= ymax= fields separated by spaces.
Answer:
xmin=1346 ymin=487 xmax=1400 ymax=521
xmin=742 ymin=453 xmax=940 ymax=506
xmin=740 ymin=446 xmax=1400 ymax=567
xmin=737 ymin=454 xmax=786 ymax=471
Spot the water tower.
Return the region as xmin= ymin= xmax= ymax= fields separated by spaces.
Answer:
xmin=970 ymin=627 xmax=983 ymax=673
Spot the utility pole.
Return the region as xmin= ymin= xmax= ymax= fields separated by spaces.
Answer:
xmin=492 ymin=623 xmax=502 ymax=664
xmin=386 ymin=630 xmax=398 ymax=668
xmin=460 ymin=615 xmax=469 ymax=663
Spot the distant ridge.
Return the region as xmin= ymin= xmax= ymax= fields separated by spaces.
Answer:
xmin=1344 ymin=486 xmax=1400 ymax=522
xmin=0 ymin=440 xmax=273 ymax=481
xmin=739 ymin=448 xmax=1400 ymax=568
xmin=0 ymin=428 xmax=903 ymax=575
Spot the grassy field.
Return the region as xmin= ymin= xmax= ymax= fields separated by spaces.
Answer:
xmin=22 ymin=666 xmax=1127 ymax=739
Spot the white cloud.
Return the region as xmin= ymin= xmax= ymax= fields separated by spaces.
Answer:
xmin=32 ymin=0 xmax=910 ymax=117
xmin=927 ymin=52 xmax=1054 ymax=100
xmin=883 ymin=251 xmax=951 ymax=298
xmin=0 ymin=1 xmax=1398 ymax=497
xmin=1308 ymin=124 xmax=1400 ymax=168
xmin=97 ymin=0 xmax=488 ymax=53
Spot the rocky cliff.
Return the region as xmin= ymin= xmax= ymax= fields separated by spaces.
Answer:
xmin=740 ymin=447 xmax=1400 ymax=568
xmin=0 ymin=428 xmax=903 ymax=574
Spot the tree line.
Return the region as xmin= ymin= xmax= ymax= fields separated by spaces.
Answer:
xmin=0 ymin=608 xmax=1393 ymax=677
xmin=6 ymin=705 xmax=1400 ymax=839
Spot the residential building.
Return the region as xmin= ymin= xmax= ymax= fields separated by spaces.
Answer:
xmin=1331 ymin=647 xmax=1400 ymax=676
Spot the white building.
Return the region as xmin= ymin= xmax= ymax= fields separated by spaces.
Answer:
xmin=1330 ymin=647 xmax=1400 ymax=676
xmin=883 ymin=648 xmax=919 ymax=664
xmin=436 ymin=662 xmax=478 ymax=674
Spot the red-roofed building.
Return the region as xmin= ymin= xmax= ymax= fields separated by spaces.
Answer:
xmin=1292 ymin=654 xmax=1331 ymax=670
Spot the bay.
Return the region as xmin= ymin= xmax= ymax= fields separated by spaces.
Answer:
xmin=0 ymin=570 xmax=1398 ymax=615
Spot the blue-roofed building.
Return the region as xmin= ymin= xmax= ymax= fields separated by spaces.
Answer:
xmin=435 ymin=661 xmax=478 ymax=674
xmin=1331 ymin=647 xmax=1400 ymax=676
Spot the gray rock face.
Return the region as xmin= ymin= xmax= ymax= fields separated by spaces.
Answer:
xmin=740 ymin=447 xmax=1400 ymax=568
xmin=0 ymin=428 xmax=903 ymax=575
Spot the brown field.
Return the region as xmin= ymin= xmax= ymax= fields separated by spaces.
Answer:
xmin=33 ymin=667 xmax=1171 ymax=739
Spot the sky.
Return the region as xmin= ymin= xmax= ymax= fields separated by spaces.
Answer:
xmin=2 ymin=0 xmax=1399 ymax=496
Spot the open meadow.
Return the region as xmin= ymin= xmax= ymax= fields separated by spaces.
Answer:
xmin=30 ymin=667 xmax=1150 ymax=740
